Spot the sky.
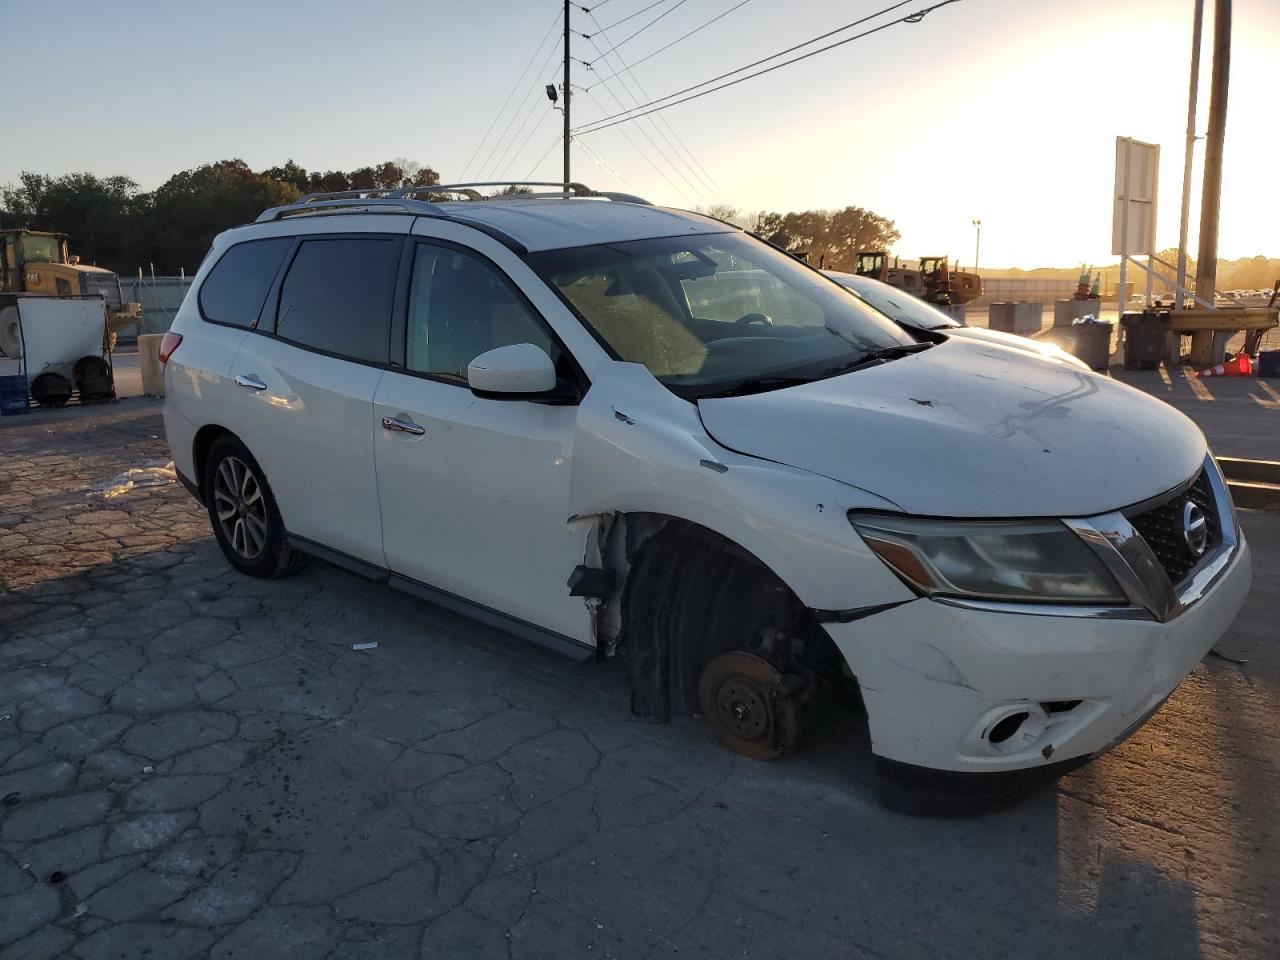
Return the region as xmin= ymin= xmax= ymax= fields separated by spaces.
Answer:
xmin=2 ymin=0 xmax=1277 ymax=269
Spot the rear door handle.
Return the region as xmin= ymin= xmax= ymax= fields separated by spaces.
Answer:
xmin=382 ymin=415 xmax=425 ymax=436
xmin=235 ymin=374 xmax=267 ymax=391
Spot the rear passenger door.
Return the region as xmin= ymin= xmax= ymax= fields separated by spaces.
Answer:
xmin=228 ymin=233 xmax=404 ymax=566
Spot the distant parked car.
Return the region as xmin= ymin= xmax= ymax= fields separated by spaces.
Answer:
xmin=162 ymin=183 xmax=1250 ymax=811
xmin=824 ymin=271 xmax=1090 ymax=370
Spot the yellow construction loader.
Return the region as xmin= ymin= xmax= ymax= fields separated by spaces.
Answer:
xmin=0 ymin=228 xmax=141 ymax=357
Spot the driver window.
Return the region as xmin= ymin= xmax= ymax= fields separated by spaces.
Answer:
xmin=406 ymin=244 xmax=556 ymax=382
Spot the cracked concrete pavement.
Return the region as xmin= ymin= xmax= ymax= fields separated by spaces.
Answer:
xmin=1 ymin=396 xmax=1278 ymax=959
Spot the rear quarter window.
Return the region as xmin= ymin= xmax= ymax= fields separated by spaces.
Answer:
xmin=198 ymin=237 xmax=293 ymax=328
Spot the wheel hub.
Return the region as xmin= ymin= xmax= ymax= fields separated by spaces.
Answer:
xmin=698 ymin=651 xmax=788 ymax=761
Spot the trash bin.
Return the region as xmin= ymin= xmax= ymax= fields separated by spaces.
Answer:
xmin=0 ymin=374 xmax=28 ymax=416
xmin=1071 ymin=321 xmax=1114 ymax=372
xmin=1120 ymin=311 xmax=1167 ymax=370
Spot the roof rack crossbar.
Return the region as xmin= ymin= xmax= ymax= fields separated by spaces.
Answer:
xmin=256 ymin=181 xmax=652 ymax=223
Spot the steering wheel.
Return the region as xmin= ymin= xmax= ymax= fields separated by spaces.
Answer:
xmin=735 ymin=313 xmax=773 ymax=327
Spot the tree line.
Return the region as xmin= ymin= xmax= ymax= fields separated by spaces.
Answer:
xmin=0 ymin=159 xmax=440 ymax=276
xmin=696 ymin=204 xmax=901 ymax=273
xmin=0 ymin=161 xmax=903 ymax=278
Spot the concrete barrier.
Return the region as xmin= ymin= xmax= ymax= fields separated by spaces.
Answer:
xmin=989 ymin=301 xmax=1043 ymax=334
xmin=138 ymin=334 xmax=165 ymax=396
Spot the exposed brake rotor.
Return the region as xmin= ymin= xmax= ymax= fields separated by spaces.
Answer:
xmin=698 ymin=651 xmax=790 ymax=760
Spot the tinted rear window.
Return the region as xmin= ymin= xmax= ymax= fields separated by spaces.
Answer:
xmin=198 ymin=238 xmax=293 ymax=328
xmin=275 ymin=238 xmax=400 ymax=363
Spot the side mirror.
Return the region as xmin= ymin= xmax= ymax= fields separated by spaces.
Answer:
xmin=468 ymin=343 xmax=570 ymax=402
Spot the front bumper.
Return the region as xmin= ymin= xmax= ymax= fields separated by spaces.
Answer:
xmin=824 ymin=534 xmax=1251 ymax=773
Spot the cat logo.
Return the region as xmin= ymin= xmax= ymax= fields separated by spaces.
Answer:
xmin=26 ymin=271 xmax=39 ymax=285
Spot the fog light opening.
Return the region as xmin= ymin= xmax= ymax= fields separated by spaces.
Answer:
xmin=987 ymin=711 xmax=1030 ymax=745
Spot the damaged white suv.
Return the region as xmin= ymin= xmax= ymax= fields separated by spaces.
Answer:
xmin=163 ymin=182 xmax=1251 ymax=810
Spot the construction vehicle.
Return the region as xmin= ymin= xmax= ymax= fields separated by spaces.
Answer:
xmin=853 ymin=251 xmax=982 ymax=305
xmin=0 ymin=228 xmax=141 ymax=357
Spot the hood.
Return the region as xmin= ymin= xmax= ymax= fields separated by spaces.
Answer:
xmin=697 ymin=338 xmax=1206 ymax=518
xmin=949 ymin=325 xmax=1087 ymax=369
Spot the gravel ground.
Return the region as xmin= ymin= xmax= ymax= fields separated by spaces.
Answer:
xmin=0 ymin=398 xmax=1277 ymax=960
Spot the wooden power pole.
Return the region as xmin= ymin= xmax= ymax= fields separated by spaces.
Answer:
xmin=563 ymin=0 xmax=571 ymax=191
xmin=1194 ymin=0 xmax=1231 ymax=302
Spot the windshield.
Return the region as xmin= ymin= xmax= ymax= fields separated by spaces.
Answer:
xmin=832 ymin=276 xmax=961 ymax=330
xmin=19 ymin=235 xmax=62 ymax=264
xmin=528 ymin=233 xmax=916 ymax=397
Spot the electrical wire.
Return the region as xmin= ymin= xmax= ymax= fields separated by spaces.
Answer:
xmin=572 ymin=135 xmax=640 ymax=191
xmin=582 ymin=43 xmax=709 ymax=204
xmin=594 ymin=0 xmax=674 ymax=33
xmin=586 ymin=0 xmax=753 ymax=90
xmin=575 ymin=0 xmax=958 ymax=135
xmin=585 ymin=0 xmax=691 ymax=63
xmin=584 ymin=9 xmax=723 ymax=197
xmin=524 ymin=132 xmax=565 ymax=180
xmin=479 ymin=40 xmax=564 ymax=181
xmin=582 ymin=88 xmax=700 ymax=203
xmin=501 ymin=107 xmax=560 ymax=179
xmin=460 ymin=7 xmax=562 ymax=182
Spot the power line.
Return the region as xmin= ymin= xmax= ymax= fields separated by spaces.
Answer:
xmin=460 ymin=8 xmax=562 ymax=181
xmin=575 ymin=0 xmax=947 ymax=135
xmin=584 ymin=9 xmax=723 ymax=197
xmin=582 ymin=88 xmax=700 ymax=203
xmin=524 ymin=132 xmax=566 ymax=180
xmin=479 ymin=41 xmax=564 ymax=181
xmin=586 ymin=0 xmax=753 ymax=90
xmin=585 ymin=0 xmax=692 ymax=64
xmin=582 ymin=40 xmax=710 ymax=203
xmin=594 ymin=0 xmax=674 ymax=33
xmin=501 ymin=107 xmax=559 ymax=179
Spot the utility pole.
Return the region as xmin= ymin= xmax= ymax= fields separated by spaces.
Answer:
xmin=971 ymin=220 xmax=981 ymax=274
xmin=563 ymin=0 xmax=572 ymax=191
xmin=1176 ymin=0 xmax=1204 ymax=308
xmin=1194 ymin=0 xmax=1230 ymax=303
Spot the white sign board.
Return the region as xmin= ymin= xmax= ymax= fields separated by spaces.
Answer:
xmin=1112 ymin=137 xmax=1159 ymax=256
xmin=16 ymin=297 xmax=107 ymax=379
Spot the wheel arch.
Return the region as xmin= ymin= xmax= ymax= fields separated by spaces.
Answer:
xmin=191 ymin=423 xmax=240 ymax=503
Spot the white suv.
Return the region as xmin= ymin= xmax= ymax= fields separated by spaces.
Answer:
xmin=162 ymin=182 xmax=1251 ymax=810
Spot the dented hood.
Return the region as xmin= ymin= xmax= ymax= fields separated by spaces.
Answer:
xmin=696 ymin=338 xmax=1206 ymax=518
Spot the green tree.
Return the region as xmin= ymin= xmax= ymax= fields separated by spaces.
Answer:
xmin=0 ymin=171 xmax=147 ymax=271
xmin=755 ymin=207 xmax=900 ymax=271
xmin=148 ymin=160 xmax=301 ymax=273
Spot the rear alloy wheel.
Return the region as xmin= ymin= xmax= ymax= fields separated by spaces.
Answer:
xmin=213 ymin=455 xmax=269 ymax=561
xmin=203 ymin=437 xmax=306 ymax=579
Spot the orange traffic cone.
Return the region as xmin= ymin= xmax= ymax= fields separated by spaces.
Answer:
xmin=1196 ymin=352 xmax=1253 ymax=378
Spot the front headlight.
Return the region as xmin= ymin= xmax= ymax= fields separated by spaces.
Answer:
xmin=849 ymin=514 xmax=1126 ymax=603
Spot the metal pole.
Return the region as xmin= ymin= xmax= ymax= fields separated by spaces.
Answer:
xmin=972 ymin=220 xmax=981 ymax=274
xmin=1118 ymin=139 xmax=1131 ymax=315
xmin=1195 ymin=0 xmax=1230 ymax=303
xmin=1176 ymin=0 xmax=1204 ymax=308
xmin=563 ymin=0 xmax=571 ymax=192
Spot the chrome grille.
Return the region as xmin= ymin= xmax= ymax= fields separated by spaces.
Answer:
xmin=1127 ymin=470 xmax=1221 ymax=585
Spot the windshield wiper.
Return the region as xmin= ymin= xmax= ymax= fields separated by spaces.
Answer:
xmin=823 ymin=341 xmax=933 ymax=376
xmin=696 ymin=375 xmax=814 ymax=399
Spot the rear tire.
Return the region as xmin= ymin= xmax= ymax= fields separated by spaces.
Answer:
xmin=203 ymin=436 xmax=306 ymax=579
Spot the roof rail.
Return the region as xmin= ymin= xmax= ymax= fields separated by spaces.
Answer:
xmin=256 ymin=181 xmax=651 ymax=222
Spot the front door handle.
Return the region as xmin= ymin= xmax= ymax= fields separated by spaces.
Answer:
xmin=382 ymin=415 xmax=425 ymax=436
xmin=235 ymin=374 xmax=267 ymax=391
